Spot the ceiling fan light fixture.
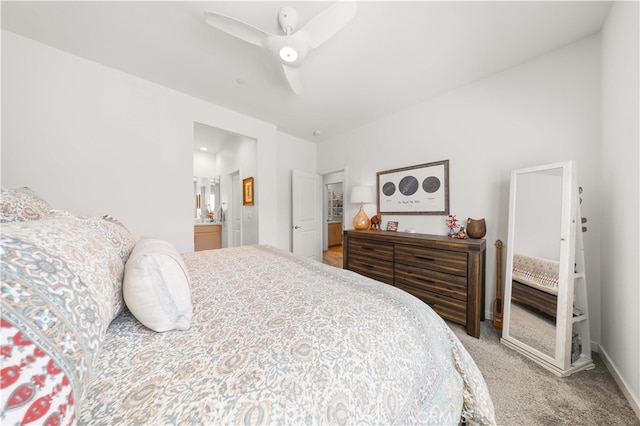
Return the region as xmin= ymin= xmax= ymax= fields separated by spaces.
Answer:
xmin=279 ymin=46 xmax=298 ymax=63
xmin=204 ymin=2 xmax=357 ymax=93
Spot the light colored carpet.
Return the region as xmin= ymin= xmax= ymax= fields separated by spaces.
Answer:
xmin=449 ymin=320 xmax=639 ymax=425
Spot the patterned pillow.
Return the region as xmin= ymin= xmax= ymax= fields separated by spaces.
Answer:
xmin=0 ymin=187 xmax=52 ymax=222
xmin=80 ymin=215 xmax=136 ymax=264
xmin=48 ymin=211 xmax=136 ymax=264
xmin=1 ymin=216 xmax=128 ymax=423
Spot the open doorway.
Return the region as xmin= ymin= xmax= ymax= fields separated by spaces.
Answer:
xmin=321 ymin=170 xmax=346 ymax=268
xmin=193 ymin=122 xmax=257 ymax=250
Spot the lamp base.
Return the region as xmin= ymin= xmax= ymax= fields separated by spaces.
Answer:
xmin=353 ymin=208 xmax=370 ymax=230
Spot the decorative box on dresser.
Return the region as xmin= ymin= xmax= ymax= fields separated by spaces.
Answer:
xmin=343 ymin=230 xmax=486 ymax=337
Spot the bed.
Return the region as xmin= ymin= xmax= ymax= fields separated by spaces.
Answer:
xmin=1 ymin=187 xmax=495 ymax=425
xmin=511 ymin=253 xmax=559 ymax=319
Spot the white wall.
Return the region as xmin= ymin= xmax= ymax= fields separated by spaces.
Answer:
xmin=601 ymin=1 xmax=640 ymax=414
xmin=1 ymin=30 xmax=279 ymax=253
xmin=276 ymin=132 xmax=317 ymax=252
xmin=318 ymin=35 xmax=603 ymax=345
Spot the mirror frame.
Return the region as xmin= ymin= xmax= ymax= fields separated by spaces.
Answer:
xmin=501 ymin=160 xmax=578 ymax=373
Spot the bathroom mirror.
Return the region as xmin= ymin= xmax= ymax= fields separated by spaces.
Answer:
xmin=194 ymin=176 xmax=220 ymax=222
xmin=501 ymin=161 xmax=593 ymax=376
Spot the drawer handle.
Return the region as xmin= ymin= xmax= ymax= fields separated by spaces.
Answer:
xmin=361 ymin=245 xmax=376 ymax=251
xmin=415 ymin=255 xmax=435 ymax=261
xmin=410 ymin=274 xmax=435 ymax=284
xmin=362 ymin=263 xmax=376 ymax=270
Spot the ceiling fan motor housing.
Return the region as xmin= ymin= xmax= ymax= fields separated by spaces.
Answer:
xmin=278 ymin=7 xmax=298 ymax=34
xmin=204 ymin=2 xmax=357 ymax=93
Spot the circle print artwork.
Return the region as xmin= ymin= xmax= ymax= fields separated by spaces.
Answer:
xmin=382 ymin=182 xmax=396 ymax=196
xmin=399 ymin=176 xmax=419 ymax=196
xmin=422 ymin=176 xmax=441 ymax=193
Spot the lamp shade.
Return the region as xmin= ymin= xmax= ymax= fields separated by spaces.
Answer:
xmin=350 ymin=185 xmax=374 ymax=204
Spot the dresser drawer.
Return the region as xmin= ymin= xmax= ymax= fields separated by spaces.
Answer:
xmin=349 ymin=237 xmax=394 ymax=260
xmin=395 ymin=263 xmax=467 ymax=301
xmin=347 ymin=254 xmax=394 ymax=284
xmin=395 ymin=282 xmax=467 ymax=324
xmin=345 ymin=237 xmax=394 ymax=284
xmin=395 ymin=244 xmax=467 ymax=276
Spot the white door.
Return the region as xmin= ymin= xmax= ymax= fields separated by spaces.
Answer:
xmin=231 ymin=171 xmax=242 ymax=247
xmin=292 ymin=170 xmax=322 ymax=261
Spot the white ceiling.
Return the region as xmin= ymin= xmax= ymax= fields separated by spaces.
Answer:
xmin=2 ymin=1 xmax=612 ymax=142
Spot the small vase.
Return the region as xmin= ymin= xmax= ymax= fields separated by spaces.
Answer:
xmin=466 ymin=218 xmax=486 ymax=239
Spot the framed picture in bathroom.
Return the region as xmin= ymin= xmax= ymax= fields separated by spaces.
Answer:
xmin=243 ymin=177 xmax=254 ymax=206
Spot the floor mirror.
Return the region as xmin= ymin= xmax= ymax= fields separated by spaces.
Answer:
xmin=501 ymin=160 xmax=594 ymax=376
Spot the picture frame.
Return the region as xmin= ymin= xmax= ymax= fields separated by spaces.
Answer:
xmin=386 ymin=221 xmax=399 ymax=232
xmin=242 ymin=177 xmax=254 ymax=206
xmin=377 ymin=160 xmax=449 ymax=215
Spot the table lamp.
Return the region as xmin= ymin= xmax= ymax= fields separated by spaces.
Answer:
xmin=351 ymin=185 xmax=374 ymax=230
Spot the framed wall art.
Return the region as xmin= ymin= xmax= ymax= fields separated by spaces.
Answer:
xmin=377 ymin=160 xmax=449 ymax=215
xmin=242 ymin=177 xmax=254 ymax=206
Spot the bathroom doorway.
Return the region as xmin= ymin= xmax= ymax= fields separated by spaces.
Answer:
xmin=193 ymin=122 xmax=257 ymax=250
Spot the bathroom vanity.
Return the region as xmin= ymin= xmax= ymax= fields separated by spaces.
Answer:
xmin=194 ymin=223 xmax=222 ymax=251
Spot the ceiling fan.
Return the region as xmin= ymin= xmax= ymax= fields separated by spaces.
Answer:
xmin=204 ymin=2 xmax=357 ymax=94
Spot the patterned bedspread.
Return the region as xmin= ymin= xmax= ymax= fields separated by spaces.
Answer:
xmin=512 ymin=253 xmax=559 ymax=295
xmin=80 ymin=245 xmax=495 ymax=425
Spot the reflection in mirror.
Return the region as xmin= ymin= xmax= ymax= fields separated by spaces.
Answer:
xmin=508 ymin=167 xmax=562 ymax=359
xmin=194 ymin=176 xmax=220 ymax=222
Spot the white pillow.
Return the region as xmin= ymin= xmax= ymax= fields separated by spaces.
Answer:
xmin=123 ymin=238 xmax=193 ymax=332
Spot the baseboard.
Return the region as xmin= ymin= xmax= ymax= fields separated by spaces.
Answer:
xmin=485 ymin=309 xmax=497 ymax=326
xmin=599 ymin=345 xmax=640 ymax=420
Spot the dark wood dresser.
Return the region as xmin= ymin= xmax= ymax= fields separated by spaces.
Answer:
xmin=343 ymin=230 xmax=486 ymax=337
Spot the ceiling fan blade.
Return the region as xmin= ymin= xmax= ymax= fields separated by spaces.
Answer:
xmin=282 ymin=65 xmax=303 ymax=94
xmin=301 ymin=1 xmax=357 ymax=50
xmin=204 ymin=10 xmax=271 ymax=47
